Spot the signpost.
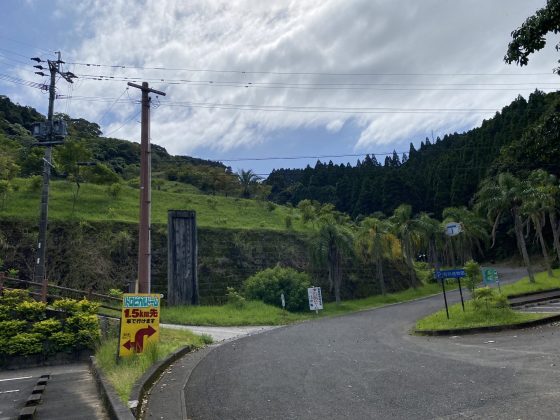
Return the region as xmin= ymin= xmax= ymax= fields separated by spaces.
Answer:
xmin=119 ymin=293 xmax=161 ymax=357
xmin=435 ymin=269 xmax=466 ymax=318
xmin=308 ymin=287 xmax=323 ymax=314
xmin=482 ymin=267 xmax=500 ymax=292
xmin=444 ymin=222 xmax=462 ymax=237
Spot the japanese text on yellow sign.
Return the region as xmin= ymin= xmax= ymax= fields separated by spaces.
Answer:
xmin=118 ymin=293 xmax=160 ymax=357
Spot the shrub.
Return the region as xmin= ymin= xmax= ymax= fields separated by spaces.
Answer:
xmin=28 ymin=175 xmax=42 ymax=192
xmin=108 ymin=288 xmax=123 ymax=299
xmin=473 ymin=287 xmax=508 ymax=310
xmin=50 ymin=331 xmax=75 ymax=352
xmin=0 ymin=320 xmax=27 ymax=338
xmin=106 ymin=182 xmax=122 ymax=200
xmin=32 ymin=319 xmax=62 ymax=337
xmin=0 ymin=289 xmax=32 ymax=308
xmin=243 ymin=266 xmax=311 ymax=312
xmin=285 ymin=215 xmax=293 ymax=230
xmin=77 ymin=298 xmax=100 ymax=314
xmin=266 ymin=202 xmax=276 ymax=212
xmin=52 ymin=298 xmax=80 ymax=313
xmin=4 ymin=333 xmax=43 ymax=355
xmin=226 ymin=287 xmax=246 ymax=309
xmin=0 ymin=305 xmax=9 ymax=321
xmin=15 ymin=300 xmax=46 ymax=321
xmin=464 ymin=260 xmax=482 ymax=295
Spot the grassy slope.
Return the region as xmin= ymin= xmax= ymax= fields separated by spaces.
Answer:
xmin=2 ymin=178 xmax=310 ymax=231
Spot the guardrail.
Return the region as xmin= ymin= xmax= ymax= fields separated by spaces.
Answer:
xmin=0 ymin=272 xmax=121 ymax=313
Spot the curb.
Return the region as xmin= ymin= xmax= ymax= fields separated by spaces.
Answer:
xmin=89 ymin=356 xmax=135 ymax=420
xmin=128 ymin=344 xmax=197 ymax=419
xmin=18 ymin=374 xmax=50 ymax=419
xmin=415 ymin=313 xmax=560 ymax=336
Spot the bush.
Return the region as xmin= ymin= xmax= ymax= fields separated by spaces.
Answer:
xmin=285 ymin=216 xmax=293 ymax=230
xmin=108 ymin=288 xmax=124 ymax=299
xmin=243 ymin=266 xmax=311 ymax=312
xmin=77 ymin=298 xmax=100 ymax=314
xmin=28 ymin=175 xmax=43 ymax=192
xmin=464 ymin=260 xmax=482 ymax=295
xmin=32 ymin=318 xmax=62 ymax=337
xmin=4 ymin=333 xmax=43 ymax=355
xmin=226 ymin=287 xmax=246 ymax=309
xmin=50 ymin=331 xmax=75 ymax=352
xmin=0 ymin=289 xmax=32 ymax=308
xmin=15 ymin=300 xmax=46 ymax=321
xmin=52 ymin=298 xmax=80 ymax=313
xmin=0 ymin=320 xmax=27 ymax=338
xmin=473 ymin=287 xmax=508 ymax=310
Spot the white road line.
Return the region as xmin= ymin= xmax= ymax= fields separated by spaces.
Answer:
xmin=0 ymin=390 xmax=19 ymax=394
xmin=0 ymin=376 xmax=32 ymax=382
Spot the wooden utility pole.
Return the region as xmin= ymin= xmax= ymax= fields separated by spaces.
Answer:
xmin=127 ymin=82 xmax=166 ymax=294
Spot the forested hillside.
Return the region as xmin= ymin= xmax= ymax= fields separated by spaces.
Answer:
xmin=266 ymin=90 xmax=560 ymax=218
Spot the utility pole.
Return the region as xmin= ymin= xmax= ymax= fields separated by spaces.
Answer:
xmin=31 ymin=52 xmax=76 ymax=301
xmin=127 ymin=82 xmax=166 ymax=294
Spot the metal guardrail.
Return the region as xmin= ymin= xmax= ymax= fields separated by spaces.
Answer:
xmin=0 ymin=272 xmax=121 ymax=313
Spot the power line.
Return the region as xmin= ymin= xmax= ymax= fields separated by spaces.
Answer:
xmin=0 ymin=73 xmax=48 ymax=90
xmin=66 ymin=60 xmax=553 ymax=77
xmin=103 ymin=110 xmax=141 ymax=137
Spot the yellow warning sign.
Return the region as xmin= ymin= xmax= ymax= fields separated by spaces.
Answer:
xmin=118 ymin=293 xmax=161 ymax=357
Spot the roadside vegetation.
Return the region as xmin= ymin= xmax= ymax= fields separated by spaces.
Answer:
xmin=95 ymin=327 xmax=212 ymax=402
xmin=416 ymin=268 xmax=560 ymax=332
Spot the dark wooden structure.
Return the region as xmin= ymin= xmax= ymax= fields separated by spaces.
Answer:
xmin=167 ymin=210 xmax=198 ymax=305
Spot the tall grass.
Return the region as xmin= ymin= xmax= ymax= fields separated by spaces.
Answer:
xmin=95 ymin=328 xmax=209 ymax=401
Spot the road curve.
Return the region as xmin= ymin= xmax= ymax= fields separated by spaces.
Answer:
xmin=185 ymin=269 xmax=560 ymax=419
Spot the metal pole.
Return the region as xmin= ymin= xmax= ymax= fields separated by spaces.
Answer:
xmin=33 ymin=56 xmax=58 ymax=300
xmin=457 ymin=277 xmax=465 ymax=311
xmin=441 ymin=278 xmax=450 ymax=319
xmin=127 ymin=82 xmax=165 ymax=294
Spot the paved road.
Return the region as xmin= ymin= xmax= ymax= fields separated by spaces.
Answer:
xmin=0 ymin=363 xmax=107 ymax=420
xmin=184 ymin=267 xmax=560 ymax=419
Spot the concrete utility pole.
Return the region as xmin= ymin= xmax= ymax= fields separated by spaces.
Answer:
xmin=32 ymin=52 xmax=75 ymax=301
xmin=127 ymin=82 xmax=166 ymax=294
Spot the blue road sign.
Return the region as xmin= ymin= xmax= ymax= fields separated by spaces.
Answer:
xmin=435 ymin=269 xmax=466 ymax=280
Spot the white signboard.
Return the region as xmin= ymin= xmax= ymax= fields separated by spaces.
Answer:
xmin=308 ymin=287 xmax=323 ymax=311
xmin=445 ymin=222 xmax=462 ymax=237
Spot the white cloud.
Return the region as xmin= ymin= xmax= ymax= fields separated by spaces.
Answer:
xmin=39 ymin=0 xmax=559 ymax=157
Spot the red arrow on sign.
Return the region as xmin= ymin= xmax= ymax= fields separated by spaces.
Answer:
xmin=122 ymin=325 xmax=157 ymax=352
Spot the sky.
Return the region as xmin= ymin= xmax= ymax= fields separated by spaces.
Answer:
xmin=0 ymin=0 xmax=558 ymax=177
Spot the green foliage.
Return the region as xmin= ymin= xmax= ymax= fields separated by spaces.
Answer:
xmin=1 ymin=289 xmax=32 ymax=308
xmin=65 ymin=314 xmax=100 ymax=349
xmin=243 ymin=266 xmax=311 ymax=311
xmin=472 ymin=287 xmax=508 ymax=310
xmin=464 ymin=260 xmax=482 ymax=294
xmin=52 ymin=298 xmax=80 ymax=313
xmin=31 ymin=318 xmax=62 ymax=337
xmin=77 ymin=298 xmax=100 ymax=314
xmin=28 ymin=175 xmax=42 ymax=192
xmin=0 ymin=320 xmax=27 ymax=338
xmin=504 ymin=0 xmax=560 ymax=73
xmin=106 ymin=182 xmax=123 ymax=200
xmin=50 ymin=331 xmax=76 ymax=352
xmin=3 ymin=333 xmax=43 ymax=355
xmin=108 ymin=288 xmax=124 ymax=299
xmin=15 ymin=300 xmax=46 ymax=321
xmin=225 ymin=287 xmax=246 ymax=309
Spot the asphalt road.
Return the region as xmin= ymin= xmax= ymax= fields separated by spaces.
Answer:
xmin=185 ymin=267 xmax=560 ymax=419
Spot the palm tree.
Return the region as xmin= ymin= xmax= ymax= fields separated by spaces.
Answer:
xmin=312 ymin=206 xmax=354 ymax=304
xmin=355 ymin=217 xmax=398 ymax=295
xmin=524 ymin=170 xmax=556 ymax=277
xmin=415 ymin=212 xmax=443 ymax=269
xmin=237 ymin=169 xmax=261 ymax=198
xmin=390 ymin=204 xmax=421 ymax=287
xmin=475 ymin=173 xmax=535 ymax=282
xmin=527 ymin=170 xmax=560 ymax=268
